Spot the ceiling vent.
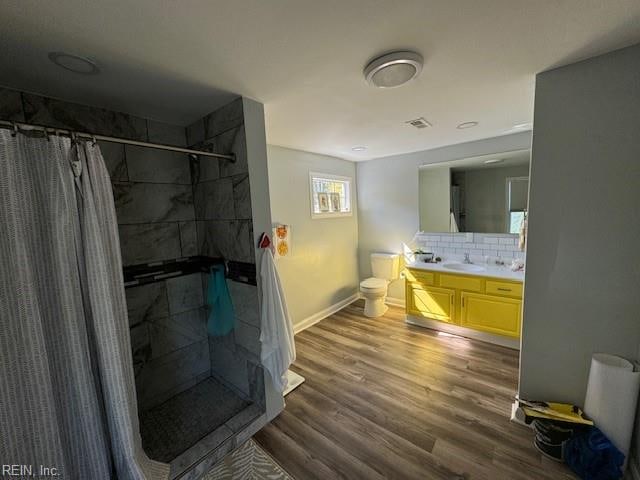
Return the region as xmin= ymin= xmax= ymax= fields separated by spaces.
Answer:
xmin=406 ymin=117 xmax=432 ymax=129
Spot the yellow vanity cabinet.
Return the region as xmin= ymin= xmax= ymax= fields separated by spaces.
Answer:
xmin=407 ymin=284 xmax=455 ymax=323
xmin=460 ymin=292 xmax=521 ymax=338
xmin=405 ymin=267 xmax=523 ymax=339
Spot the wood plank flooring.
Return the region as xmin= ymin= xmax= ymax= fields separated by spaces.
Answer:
xmin=254 ymin=301 xmax=575 ymax=480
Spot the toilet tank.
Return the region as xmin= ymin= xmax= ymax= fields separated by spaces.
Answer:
xmin=371 ymin=253 xmax=400 ymax=281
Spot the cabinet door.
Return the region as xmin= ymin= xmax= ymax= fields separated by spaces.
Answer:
xmin=460 ymin=292 xmax=521 ymax=338
xmin=408 ymin=284 xmax=455 ymax=323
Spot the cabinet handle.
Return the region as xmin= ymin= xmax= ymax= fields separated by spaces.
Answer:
xmin=497 ymin=287 xmax=511 ymax=292
xmin=462 ymin=297 xmax=465 ymax=308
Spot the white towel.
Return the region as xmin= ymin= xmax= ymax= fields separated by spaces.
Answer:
xmin=450 ymin=211 xmax=459 ymax=233
xmin=259 ymin=248 xmax=296 ymax=392
xmin=519 ymin=215 xmax=528 ymax=251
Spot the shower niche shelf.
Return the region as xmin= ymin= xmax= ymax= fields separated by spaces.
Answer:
xmin=123 ymin=255 xmax=257 ymax=288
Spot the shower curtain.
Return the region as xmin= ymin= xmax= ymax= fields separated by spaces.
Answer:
xmin=0 ymin=130 xmax=169 ymax=479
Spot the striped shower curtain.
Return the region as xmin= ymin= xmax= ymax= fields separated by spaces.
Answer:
xmin=0 ymin=130 xmax=169 ymax=479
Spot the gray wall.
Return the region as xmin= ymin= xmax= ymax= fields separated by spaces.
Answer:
xmin=267 ymin=145 xmax=360 ymax=329
xmin=356 ymin=132 xmax=532 ymax=302
xmin=519 ymin=44 xmax=640 ymax=412
xmin=418 ymin=166 xmax=451 ymax=233
xmin=463 ymin=164 xmax=529 ymax=233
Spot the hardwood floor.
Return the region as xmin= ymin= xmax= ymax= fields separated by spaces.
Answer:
xmin=254 ymin=301 xmax=575 ymax=480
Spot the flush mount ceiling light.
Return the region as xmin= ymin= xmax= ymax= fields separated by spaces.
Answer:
xmin=48 ymin=52 xmax=100 ymax=75
xmin=364 ymin=51 xmax=423 ymax=88
xmin=351 ymin=146 xmax=367 ymax=152
xmin=457 ymin=121 xmax=478 ymax=129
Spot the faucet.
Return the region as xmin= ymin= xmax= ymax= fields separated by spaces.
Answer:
xmin=463 ymin=253 xmax=472 ymax=264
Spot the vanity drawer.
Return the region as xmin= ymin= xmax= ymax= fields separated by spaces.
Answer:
xmin=440 ymin=274 xmax=482 ymax=292
xmin=407 ymin=269 xmax=435 ymax=286
xmin=486 ymin=280 xmax=523 ymax=298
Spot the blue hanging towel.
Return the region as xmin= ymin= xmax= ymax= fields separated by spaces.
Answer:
xmin=207 ymin=265 xmax=235 ymax=336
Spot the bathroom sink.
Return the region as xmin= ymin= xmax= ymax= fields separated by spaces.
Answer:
xmin=442 ymin=263 xmax=486 ymax=273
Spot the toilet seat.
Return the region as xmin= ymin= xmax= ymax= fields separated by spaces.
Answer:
xmin=360 ymin=277 xmax=387 ymax=294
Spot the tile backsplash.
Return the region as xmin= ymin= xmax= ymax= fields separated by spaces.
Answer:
xmin=415 ymin=232 xmax=525 ymax=263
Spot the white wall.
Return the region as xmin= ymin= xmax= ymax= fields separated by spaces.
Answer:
xmin=267 ymin=145 xmax=360 ymax=329
xmin=519 ymin=44 xmax=640 ymax=411
xmin=242 ymin=98 xmax=284 ymax=420
xmin=357 ymin=132 xmax=532 ymax=302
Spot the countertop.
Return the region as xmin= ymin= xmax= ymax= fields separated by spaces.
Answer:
xmin=406 ymin=260 xmax=524 ymax=282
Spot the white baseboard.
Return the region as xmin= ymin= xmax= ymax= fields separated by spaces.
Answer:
xmin=509 ymin=400 xmax=530 ymax=427
xmin=351 ymin=292 xmax=405 ymax=307
xmin=384 ymin=296 xmax=406 ymax=308
xmin=293 ymin=293 xmax=360 ymax=334
xmin=406 ymin=314 xmax=520 ymax=350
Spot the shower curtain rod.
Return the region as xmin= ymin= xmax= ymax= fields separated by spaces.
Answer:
xmin=0 ymin=120 xmax=235 ymax=162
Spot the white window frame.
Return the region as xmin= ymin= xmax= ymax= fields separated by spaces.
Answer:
xmin=309 ymin=172 xmax=353 ymax=219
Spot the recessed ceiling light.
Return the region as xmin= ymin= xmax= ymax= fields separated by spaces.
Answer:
xmin=48 ymin=52 xmax=100 ymax=75
xmin=484 ymin=158 xmax=504 ymax=164
xmin=351 ymin=146 xmax=367 ymax=152
xmin=457 ymin=121 xmax=478 ymax=129
xmin=364 ymin=51 xmax=423 ymax=88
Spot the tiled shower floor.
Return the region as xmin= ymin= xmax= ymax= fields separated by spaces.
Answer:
xmin=140 ymin=377 xmax=250 ymax=462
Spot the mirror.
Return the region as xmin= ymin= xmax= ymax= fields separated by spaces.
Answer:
xmin=419 ymin=149 xmax=530 ymax=234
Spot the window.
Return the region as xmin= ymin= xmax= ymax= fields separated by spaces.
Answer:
xmin=509 ymin=211 xmax=526 ymax=234
xmin=309 ymin=172 xmax=352 ymax=218
xmin=506 ymin=176 xmax=529 ymax=233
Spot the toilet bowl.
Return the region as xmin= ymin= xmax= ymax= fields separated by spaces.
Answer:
xmin=360 ymin=253 xmax=399 ymax=318
xmin=360 ymin=277 xmax=390 ymax=317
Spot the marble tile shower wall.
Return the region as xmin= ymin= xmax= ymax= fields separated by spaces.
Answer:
xmin=188 ymin=97 xmax=254 ymax=264
xmin=0 ymin=87 xmax=196 ymax=268
xmin=112 ymin=143 xmax=198 ymax=266
xmin=187 ymin=99 xmax=265 ymax=408
xmin=127 ymin=274 xmax=210 ymax=410
xmin=106 ymin=123 xmax=212 ymax=409
xmin=0 ymin=87 xmax=210 ymax=409
xmin=0 ymin=88 xmax=266 ymax=415
xmin=416 ymin=232 xmax=526 ymax=262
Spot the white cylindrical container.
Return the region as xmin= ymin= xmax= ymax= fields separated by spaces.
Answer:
xmin=583 ymin=353 xmax=640 ymax=458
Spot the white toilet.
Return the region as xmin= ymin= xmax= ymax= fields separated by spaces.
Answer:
xmin=360 ymin=253 xmax=400 ymax=318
